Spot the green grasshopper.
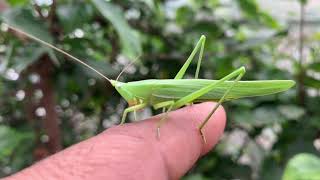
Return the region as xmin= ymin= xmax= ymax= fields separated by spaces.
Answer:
xmin=6 ymin=24 xmax=295 ymax=141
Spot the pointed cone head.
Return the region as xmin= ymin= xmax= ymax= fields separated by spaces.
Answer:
xmin=111 ymin=80 xmax=136 ymax=105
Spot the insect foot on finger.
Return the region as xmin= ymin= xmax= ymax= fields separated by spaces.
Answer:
xmin=156 ymin=118 xmax=166 ymax=139
xmin=155 ymin=112 xmax=171 ymax=140
xmin=199 ymin=129 xmax=207 ymax=144
xmin=156 ymin=127 xmax=161 ymax=140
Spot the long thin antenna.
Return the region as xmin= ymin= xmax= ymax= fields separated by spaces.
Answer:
xmin=5 ymin=23 xmax=112 ymax=83
xmin=116 ymin=55 xmax=141 ymax=81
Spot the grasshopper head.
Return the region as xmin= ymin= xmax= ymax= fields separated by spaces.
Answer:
xmin=111 ymin=80 xmax=137 ymax=106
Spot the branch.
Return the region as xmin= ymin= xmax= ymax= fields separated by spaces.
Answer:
xmin=48 ymin=0 xmax=56 ymax=28
xmin=33 ymin=3 xmax=45 ymax=19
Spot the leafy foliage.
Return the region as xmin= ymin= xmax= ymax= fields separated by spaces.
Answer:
xmin=283 ymin=153 xmax=320 ymax=180
xmin=92 ymin=0 xmax=142 ymax=59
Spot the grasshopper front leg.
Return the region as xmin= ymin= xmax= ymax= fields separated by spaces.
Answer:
xmin=121 ymin=103 xmax=147 ymax=124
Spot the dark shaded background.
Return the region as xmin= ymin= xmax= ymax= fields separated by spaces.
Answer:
xmin=0 ymin=0 xmax=319 ymax=179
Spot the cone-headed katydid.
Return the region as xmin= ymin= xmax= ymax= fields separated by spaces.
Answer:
xmin=5 ymin=24 xmax=295 ymax=142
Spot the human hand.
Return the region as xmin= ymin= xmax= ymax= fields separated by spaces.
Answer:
xmin=4 ymin=102 xmax=226 ymax=180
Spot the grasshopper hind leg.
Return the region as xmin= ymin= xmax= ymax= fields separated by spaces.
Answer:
xmin=198 ymin=68 xmax=245 ymax=143
xmin=170 ymin=67 xmax=246 ymax=143
xmin=151 ymin=67 xmax=245 ymax=142
xmin=174 ymin=35 xmax=206 ymax=80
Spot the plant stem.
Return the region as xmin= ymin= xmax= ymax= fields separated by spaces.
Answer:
xmin=297 ymin=1 xmax=306 ymax=105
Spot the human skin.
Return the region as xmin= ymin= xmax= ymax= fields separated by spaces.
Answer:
xmin=3 ymin=102 xmax=226 ymax=180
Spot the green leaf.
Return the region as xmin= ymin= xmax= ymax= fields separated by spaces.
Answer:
xmin=176 ymin=6 xmax=195 ymax=27
xmin=235 ymin=29 xmax=276 ymax=50
xmin=278 ymin=105 xmax=305 ymax=120
xmin=259 ymin=12 xmax=280 ymax=29
xmin=57 ymin=4 xmax=94 ymax=33
xmin=92 ymin=0 xmax=142 ymax=59
xmin=0 ymin=126 xmax=17 ymax=158
xmin=2 ymin=8 xmax=52 ymax=43
xmin=310 ymin=116 xmax=320 ymax=129
xmin=6 ymin=0 xmax=28 ymax=6
xmin=235 ymin=106 xmax=285 ymax=127
xmin=237 ymin=0 xmax=279 ymax=28
xmin=283 ymin=153 xmax=320 ymax=180
xmin=183 ymin=174 xmax=210 ymax=180
xmin=11 ymin=45 xmax=48 ymax=73
xmin=308 ymin=62 xmax=320 ymax=72
xmin=80 ymin=58 xmax=118 ymax=79
xmin=0 ymin=126 xmax=33 ymax=159
xmin=305 ymin=76 xmax=320 ymax=89
xmin=0 ymin=42 xmax=13 ymax=74
xmin=2 ymin=8 xmax=59 ymax=65
xmin=137 ymin=0 xmax=155 ymax=10
xmin=300 ymin=0 xmax=308 ymax=5
xmin=260 ymin=157 xmax=284 ymax=180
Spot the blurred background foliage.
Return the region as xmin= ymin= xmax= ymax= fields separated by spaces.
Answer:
xmin=0 ymin=0 xmax=319 ymax=179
